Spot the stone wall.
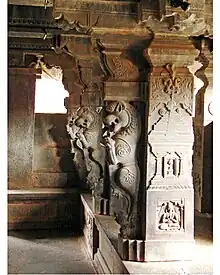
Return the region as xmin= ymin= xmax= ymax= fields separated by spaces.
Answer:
xmin=8 ymin=69 xmax=38 ymax=189
xmin=32 ymin=113 xmax=80 ymax=188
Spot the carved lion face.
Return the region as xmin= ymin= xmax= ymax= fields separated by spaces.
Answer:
xmin=103 ymin=114 xmax=121 ymax=134
xmin=75 ymin=110 xmax=93 ymax=129
xmin=104 ymin=102 xmax=130 ymax=135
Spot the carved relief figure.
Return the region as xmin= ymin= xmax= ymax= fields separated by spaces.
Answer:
xmin=158 ymin=201 xmax=184 ymax=231
xmin=103 ymin=101 xmax=141 ymax=239
xmin=67 ymin=107 xmax=105 ymax=196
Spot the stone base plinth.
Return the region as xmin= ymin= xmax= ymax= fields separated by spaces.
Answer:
xmin=144 ymin=240 xmax=195 ymax=262
xmin=118 ymin=235 xmax=195 ymax=262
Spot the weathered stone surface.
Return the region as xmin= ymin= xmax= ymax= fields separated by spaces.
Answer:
xmin=8 ymin=69 xmax=40 ymax=189
xmin=32 ymin=113 xmax=80 ymax=188
xmin=143 ymin=61 xmax=195 ymax=261
xmin=53 ymin=0 xmax=139 ymax=29
xmin=8 ymin=0 xmax=212 ymax=265
xmin=67 ymin=107 xmax=106 ymax=205
xmin=103 ymin=101 xmax=141 ymax=239
xmin=8 ymin=188 xmax=81 ymax=230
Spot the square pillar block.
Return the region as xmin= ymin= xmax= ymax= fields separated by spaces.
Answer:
xmin=118 ymin=65 xmax=195 ymax=262
xmin=144 ymin=187 xmax=195 ymax=261
xmin=144 ymin=66 xmax=195 ymax=261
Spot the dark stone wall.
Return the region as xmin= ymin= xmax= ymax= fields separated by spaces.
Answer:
xmin=8 ymin=69 xmax=36 ymax=189
xmin=202 ymin=121 xmax=213 ymax=213
xmin=32 ymin=113 xmax=80 ymax=188
xmin=8 ymin=70 xmax=82 ymax=230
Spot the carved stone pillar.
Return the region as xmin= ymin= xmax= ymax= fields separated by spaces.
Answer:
xmin=8 ymin=68 xmax=41 ymax=189
xmin=142 ymin=35 xmax=197 ymax=262
xmin=96 ymin=33 xmax=151 ymax=259
xmin=191 ymin=38 xmax=213 ymax=212
xmin=65 ymin=55 xmax=107 ymax=214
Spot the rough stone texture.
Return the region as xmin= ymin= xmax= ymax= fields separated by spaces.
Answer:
xmin=8 ymin=230 xmax=96 ymax=274
xmin=192 ymin=40 xmax=213 ymax=213
xmin=81 ymin=194 xmax=129 ymax=274
xmin=202 ymin=121 xmax=213 ymax=213
xmin=8 ymin=188 xmax=82 ymax=230
xmin=53 ymin=0 xmax=139 ymax=29
xmin=8 ymin=68 xmax=40 ymax=189
xmin=8 ymin=0 xmax=213 ymax=264
xmin=33 ymin=113 xmax=80 ymax=188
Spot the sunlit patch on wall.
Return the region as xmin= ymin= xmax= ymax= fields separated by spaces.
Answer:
xmin=35 ymin=74 xmax=69 ymax=114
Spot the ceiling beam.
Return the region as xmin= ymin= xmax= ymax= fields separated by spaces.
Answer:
xmin=8 ymin=0 xmax=53 ymax=7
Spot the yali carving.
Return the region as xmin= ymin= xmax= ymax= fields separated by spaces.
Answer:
xmin=67 ymin=107 xmax=105 ymax=196
xmin=103 ymin=101 xmax=141 ymax=239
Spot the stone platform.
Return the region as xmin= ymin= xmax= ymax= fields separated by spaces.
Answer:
xmin=8 ymin=188 xmax=81 ymax=231
xmin=81 ymin=193 xmax=213 ymax=274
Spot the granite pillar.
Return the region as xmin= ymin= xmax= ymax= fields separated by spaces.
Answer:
xmin=117 ymin=34 xmax=198 ymax=261
xmin=144 ymin=35 xmax=196 ymax=262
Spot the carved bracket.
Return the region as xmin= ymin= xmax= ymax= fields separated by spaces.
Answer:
xmin=96 ymin=40 xmax=140 ymax=82
xmin=55 ymin=13 xmax=93 ymax=34
xmin=103 ymin=101 xmax=141 ymax=239
xmin=138 ymin=13 xmax=212 ymax=36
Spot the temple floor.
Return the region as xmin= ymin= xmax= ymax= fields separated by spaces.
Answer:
xmin=8 ymin=210 xmax=212 ymax=275
xmin=8 ymin=230 xmax=96 ymax=274
xmin=124 ymin=210 xmax=213 ymax=275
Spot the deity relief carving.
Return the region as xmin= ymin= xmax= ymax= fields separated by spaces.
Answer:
xmin=157 ymin=200 xmax=184 ymax=231
xmin=66 ymin=107 xmax=105 ymax=196
xmin=162 ymin=152 xmax=181 ymax=179
xmin=103 ymin=101 xmax=141 ymax=239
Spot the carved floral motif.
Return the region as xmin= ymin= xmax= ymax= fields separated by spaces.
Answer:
xmin=148 ymin=64 xmax=194 ymax=187
xmin=96 ymin=40 xmax=139 ymax=82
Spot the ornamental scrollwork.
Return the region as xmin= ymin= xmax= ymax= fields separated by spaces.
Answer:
xmin=103 ymin=101 xmax=141 ymax=239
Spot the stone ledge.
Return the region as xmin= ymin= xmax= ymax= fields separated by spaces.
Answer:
xmin=8 ymin=188 xmax=80 ymax=230
xmin=8 ymin=188 xmax=79 ymax=200
xmin=81 ymin=193 xmax=129 ymax=274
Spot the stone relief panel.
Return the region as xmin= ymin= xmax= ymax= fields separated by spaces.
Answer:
xmin=66 ymin=107 xmax=105 ymax=196
xmin=84 ymin=208 xmax=95 ymax=259
xmin=148 ymin=64 xmax=194 ymax=187
xmin=162 ymin=152 xmax=181 ymax=179
xmin=156 ymin=200 xmax=184 ymax=232
xmin=103 ymin=101 xmax=141 ymax=239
